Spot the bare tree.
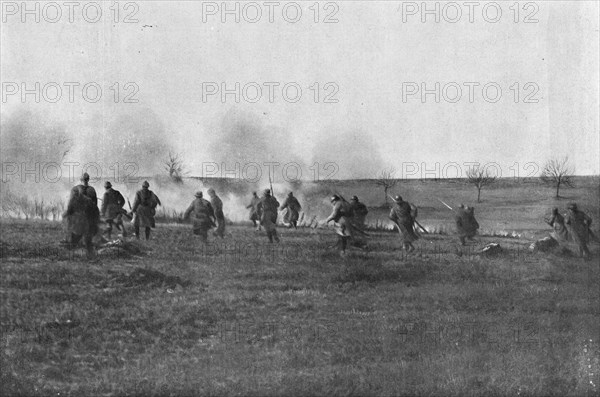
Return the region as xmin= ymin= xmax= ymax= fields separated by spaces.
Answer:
xmin=163 ymin=152 xmax=187 ymax=183
xmin=374 ymin=167 xmax=398 ymax=205
xmin=466 ymin=165 xmax=497 ymax=203
xmin=540 ymin=157 xmax=575 ymax=198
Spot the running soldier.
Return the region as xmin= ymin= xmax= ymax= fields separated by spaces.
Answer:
xmin=246 ymin=192 xmax=262 ymax=231
xmin=101 ymin=181 xmax=127 ymax=239
xmin=389 ymin=195 xmax=419 ymax=252
xmin=63 ymin=173 xmax=100 ymax=258
xmin=565 ymin=203 xmax=593 ymax=258
xmin=208 ymin=188 xmax=225 ymax=238
xmin=325 ymin=195 xmax=356 ymax=255
xmin=546 ymin=207 xmax=570 ymax=243
xmin=281 ymin=192 xmax=302 ymax=229
xmin=257 ymin=189 xmax=280 ymax=243
xmin=183 ymin=191 xmax=216 ymax=242
xmin=350 ymin=196 xmax=369 ymax=228
xmin=129 ymin=180 xmax=161 ymax=240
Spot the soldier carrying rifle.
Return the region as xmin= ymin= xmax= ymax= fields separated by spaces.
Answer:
xmin=389 ymin=195 xmax=419 ymax=253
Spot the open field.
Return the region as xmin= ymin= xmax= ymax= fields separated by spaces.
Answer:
xmin=1 ymin=178 xmax=599 ymax=396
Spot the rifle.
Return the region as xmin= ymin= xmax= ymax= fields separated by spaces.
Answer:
xmin=388 ymin=194 xmax=428 ymax=234
xmin=127 ymin=198 xmax=136 ymax=223
xmin=437 ymin=198 xmax=454 ymax=211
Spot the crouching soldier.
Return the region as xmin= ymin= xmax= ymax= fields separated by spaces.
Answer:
xmin=183 ymin=191 xmax=216 ymax=242
xmin=455 ymin=204 xmax=479 ymax=246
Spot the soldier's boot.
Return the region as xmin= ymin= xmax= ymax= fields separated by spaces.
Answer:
xmin=273 ymin=230 xmax=280 ymax=243
xmin=69 ymin=233 xmax=82 ymax=249
xmin=145 ymin=228 xmax=151 ymax=240
xmin=341 ymin=236 xmax=348 ymax=253
xmin=135 ymin=226 xmax=140 ymax=239
xmin=266 ymin=231 xmax=273 ymax=243
xmin=84 ymin=236 xmax=94 ymax=259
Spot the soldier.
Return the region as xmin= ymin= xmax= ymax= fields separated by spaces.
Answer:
xmin=546 ymin=207 xmax=570 ymax=243
xmin=183 ymin=191 xmax=216 ymax=242
xmin=101 ymin=181 xmax=127 ymax=240
xmin=565 ymin=203 xmax=593 ymax=258
xmin=63 ymin=173 xmax=100 ymax=258
xmin=455 ymin=204 xmax=479 ymax=246
xmin=350 ymin=196 xmax=369 ymax=228
xmin=246 ymin=192 xmax=262 ymax=231
xmin=389 ymin=195 xmax=419 ymax=252
xmin=257 ymin=189 xmax=280 ymax=243
xmin=326 ymin=195 xmax=356 ymax=255
xmin=281 ymin=192 xmax=302 ymax=229
xmin=208 ymin=188 xmax=225 ymax=238
xmin=129 ymin=180 xmax=161 ymax=240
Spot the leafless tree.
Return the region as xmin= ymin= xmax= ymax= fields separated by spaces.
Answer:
xmin=163 ymin=152 xmax=187 ymax=183
xmin=466 ymin=165 xmax=497 ymax=203
xmin=374 ymin=167 xmax=398 ymax=205
xmin=540 ymin=157 xmax=575 ymax=198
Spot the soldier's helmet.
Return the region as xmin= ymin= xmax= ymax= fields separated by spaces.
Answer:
xmin=393 ymin=195 xmax=403 ymax=202
xmin=253 ymin=191 xmax=257 ymax=196
xmin=288 ymin=192 xmax=293 ymax=197
xmin=264 ymin=189 xmax=271 ymax=195
xmin=208 ymin=188 xmax=215 ymax=194
xmin=195 ymin=191 xmax=203 ymax=198
xmin=81 ymin=172 xmax=90 ymax=182
xmin=104 ymin=181 xmax=112 ymax=189
xmin=552 ymin=207 xmax=559 ymax=215
xmin=351 ymin=196 xmax=359 ymax=201
xmin=568 ymin=203 xmax=578 ymax=210
xmin=142 ymin=181 xmax=150 ymax=188
xmin=330 ymin=195 xmax=340 ymax=203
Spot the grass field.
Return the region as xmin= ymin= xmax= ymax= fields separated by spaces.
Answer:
xmin=1 ymin=178 xmax=599 ymax=396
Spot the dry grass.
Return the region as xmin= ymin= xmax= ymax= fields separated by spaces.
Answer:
xmin=1 ymin=217 xmax=599 ymax=396
xmin=1 ymin=177 xmax=598 ymax=395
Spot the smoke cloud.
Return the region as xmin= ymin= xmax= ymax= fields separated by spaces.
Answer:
xmin=311 ymin=128 xmax=385 ymax=180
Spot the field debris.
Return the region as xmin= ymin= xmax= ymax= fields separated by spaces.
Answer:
xmin=97 ymin=267 xmax=190 ymax=290
xmin=97 ymin=239 xmax=143 ymax=257
xmin=479 ymin=243 xmax=502 ymax=256
xmin=529 ymin=237 xmax=559 ymax=252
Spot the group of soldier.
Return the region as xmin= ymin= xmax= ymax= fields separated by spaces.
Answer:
xmin=62 ymin=174 xmax=594 ymax=260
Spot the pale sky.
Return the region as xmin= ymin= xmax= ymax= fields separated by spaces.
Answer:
xmin=1 ymin=1 xmax=598 ymax=179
